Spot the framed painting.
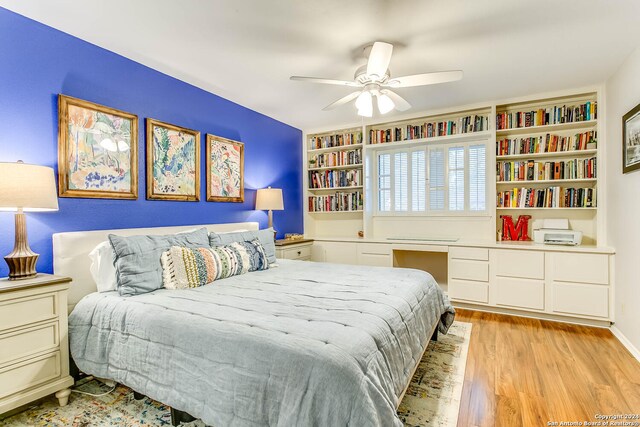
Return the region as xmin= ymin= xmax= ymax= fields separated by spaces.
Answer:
xmin=623 ymin=102 xmax=640 ymax=174
xmin=57 ymin=95 xmax=138 ymax=199
xmin=206 ymin=134 xmax=244 ymax=202
xmin=146 ymin=119 xmax=200 ymax=201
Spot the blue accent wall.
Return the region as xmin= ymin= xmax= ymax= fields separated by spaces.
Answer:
xmin=0 ymin=8 xmax=303 ymax=277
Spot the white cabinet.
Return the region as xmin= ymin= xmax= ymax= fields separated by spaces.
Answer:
xmin=312 ymin=241 xmax=358 ymax=264
xmin=449 ymin=246 xmax=490 ymax=304
xmin=495 ymin=277 xmax=545 ymax=310
xmin=0 ymin=275 xmax=74 ymax=414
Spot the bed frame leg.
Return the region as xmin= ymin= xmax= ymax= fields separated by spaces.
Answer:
xmin=132 ymin=391 xmax=145 ymax=400
xmin=431 ymin=328 xmax=438 ymax=341
xmin=171 ymin=407 xmax=196 ymax=426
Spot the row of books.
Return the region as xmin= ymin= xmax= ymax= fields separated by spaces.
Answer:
xmin=496 ymin=101 xmax=597 ymax=130
xmin=497 ymin=158 xmax=597 ymax=182
xmin=369 ymin=114 xmax=489 ymax=144
xmin=308 ymin=148 xmax=362 ymax=169
xmin=308 ymin=169 xmax=362 ymax=189
xmin=496 ymin=131 xmax=597 ymax=156
xmin=497 ymin=186 xmax=597 ymax=208
xmin=309 ymin=131 xmax=362 ymax=150
xmin=308 ymin=191 xmax=363 ymax=212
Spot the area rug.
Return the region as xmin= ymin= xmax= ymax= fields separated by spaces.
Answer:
xmin=1 ymin=322 xmax=471 ymax=427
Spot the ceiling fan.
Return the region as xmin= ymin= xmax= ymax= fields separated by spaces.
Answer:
xmin=290 ymin=41 xmax=463 ymax=117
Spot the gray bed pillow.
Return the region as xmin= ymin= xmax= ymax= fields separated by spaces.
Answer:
xmin=209 ymin=228 xmax=276 ymax=264
xmin=109 ymin=228 xmax=210 ymax=296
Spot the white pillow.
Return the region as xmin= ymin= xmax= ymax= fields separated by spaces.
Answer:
xmin=88 ymin=227 xmax=215 ymax=292
xmin=88 ymin=241 xmax=117 ymax=292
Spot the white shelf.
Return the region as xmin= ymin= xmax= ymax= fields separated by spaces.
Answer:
xmin=496 ymin=178 xmax=596 ymax=185
xmin=366 ymin=130 xmax=491 ymax=148
xmin=308 ymin=164 xmax=363 ymax=171
xmin=496 ymin=207 xmax=597 ymax=210
xmin=496 ymin=120 xmax=597 ymax=136
xmin=307 ymin=144 xmax=363 ymax=154
xmin=307 ymin=186 xmax=363 ymax=192
xmin=496 ymin=149 xmax=597 ymax=160
xmin=309 ymin=210 xmax=364 ymax=214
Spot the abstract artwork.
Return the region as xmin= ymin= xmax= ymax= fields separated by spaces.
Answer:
xmin=146 ymin=119 xmax=200 ymax=201
xmin=623 ymin=102 xmax=640 ymax=174
xmin=206 ymin=134 xmax=244 ymax=202
xmin=57 ymin=95 xmax=138 ymax=199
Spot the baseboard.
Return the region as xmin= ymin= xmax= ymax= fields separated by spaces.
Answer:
xmin=610 ymin=326 xmax=640 ymax=363
xmin=453 ymin=302 xmax=612 ymax=328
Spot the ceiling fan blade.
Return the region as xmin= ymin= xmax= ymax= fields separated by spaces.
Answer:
xmin=385 ymin=70 xmax=463 ymax=88
xmin=380 ymin=90 xmax=411 ymax=112
xmin=366 ymin=42 xmax=393 ymax=79
xmin=290 ymin=76 xmax=361 ymax=87
xmin=322 ymin=91 xmax=362 ymax=111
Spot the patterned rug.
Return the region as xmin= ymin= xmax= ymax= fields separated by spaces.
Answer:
xmin=1 ymin=322 xmax=471 ymax=427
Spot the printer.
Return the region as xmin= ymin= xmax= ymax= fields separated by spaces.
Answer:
xmin=533 ymin=219 xmax=582 ymax=246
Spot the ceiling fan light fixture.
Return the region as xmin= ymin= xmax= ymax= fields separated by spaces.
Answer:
xmin=355 ymin=91 xmax=372 ymax=110
xmin=357 ymin=102 xmax=373 ymax=117
xmin=377 ymin=93 xmax=395 ymax=114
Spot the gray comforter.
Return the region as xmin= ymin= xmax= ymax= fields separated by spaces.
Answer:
xmin=69 ymin=260 xmax=455 ymax=427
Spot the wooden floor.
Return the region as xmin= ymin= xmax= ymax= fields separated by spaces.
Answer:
xmin=455 ymin=309 xmax=640 ymax=427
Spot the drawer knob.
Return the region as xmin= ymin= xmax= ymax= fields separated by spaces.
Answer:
xmin=297 ymin=251 xmax=302 ymax=255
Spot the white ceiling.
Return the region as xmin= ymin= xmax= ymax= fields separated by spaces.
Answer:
xmin=2 ymin=0 xmax=640 ymax=131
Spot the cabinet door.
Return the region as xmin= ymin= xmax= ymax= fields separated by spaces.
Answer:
xmin=495 ymin=277 xmax=545 ymax=310
xmin=322 ymin=242 xmax=358 ymax=265
xmin=494 ymin=250 xmax=544 ymax=280
xmin=357 ymin=243 xmax=392 ymax=267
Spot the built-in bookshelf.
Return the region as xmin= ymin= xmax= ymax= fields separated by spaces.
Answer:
xmin=367 ymin=108 xmax=490 ymax=145
xmin=495 ymin=91 xmax=600 ymax=244
xmin=306 ymin=127 xmax=364 ymax=216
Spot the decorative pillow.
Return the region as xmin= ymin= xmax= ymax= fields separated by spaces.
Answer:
xmin=209 ymin=228 xmax=276 ymax=264
xmin=160 ymin=239 xmax=269 ymax=289
xmin=109 ymin=228 xmax=210 ymax=296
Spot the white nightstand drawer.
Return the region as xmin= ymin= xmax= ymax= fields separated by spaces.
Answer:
xmin=282 ymin=245 xmax=312 ymax=260
xmin=0 ymin=292 xmax=57 ymax=332
xmin=0 ymin=321 xmax=59 ymax=366
xmin=0 ymin=351 xmax=61 ymax=399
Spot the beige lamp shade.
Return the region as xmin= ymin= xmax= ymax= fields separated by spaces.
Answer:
xmin=0 ymin=161 xmax=59 ymax=212
xmin=255 ymin=187 xmax=284 ymax=211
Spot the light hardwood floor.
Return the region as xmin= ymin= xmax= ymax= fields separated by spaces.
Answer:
xmin=455 ymin=309 xmax=640 ymax=427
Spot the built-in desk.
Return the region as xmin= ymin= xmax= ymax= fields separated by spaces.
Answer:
xmin=310 ymin=236 xmax=615 ymax=327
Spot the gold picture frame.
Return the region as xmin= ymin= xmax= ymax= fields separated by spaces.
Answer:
xmin=146 ymin=118 xmax=201 ymax=201
xmin=206 ymin=134 xmax=244 ymax=202
xmin=57 ymin=95 xmax=138 ymax=199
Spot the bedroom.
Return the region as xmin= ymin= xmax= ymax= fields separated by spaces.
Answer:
xmin=0 ymin=1 xmax=638 ymax=426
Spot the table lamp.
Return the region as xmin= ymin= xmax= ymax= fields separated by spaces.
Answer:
xmin=256 ymin=187 xmax=283 ymax=232
xmin=0 ymin=161 xmax=59 ymax=280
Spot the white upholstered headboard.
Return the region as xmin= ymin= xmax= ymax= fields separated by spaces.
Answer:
xmin=53 ymin=222 xmax=259 ymax=310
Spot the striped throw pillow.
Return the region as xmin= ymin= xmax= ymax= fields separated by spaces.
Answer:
xmin=161 ymin=239 xmax=269 ymax=289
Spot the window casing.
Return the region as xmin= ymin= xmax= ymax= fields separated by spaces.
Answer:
xmin=374 ymin=140 xmax=488 ymax=215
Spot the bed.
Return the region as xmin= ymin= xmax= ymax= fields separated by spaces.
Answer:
xmin=54 ymin=222 xmax=455 ymax=427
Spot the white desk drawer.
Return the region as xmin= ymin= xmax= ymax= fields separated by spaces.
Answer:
xmin=449 ymin=279 xmax=489 ymax=303
xmin=0 ymin=351 xmax=61 ymax=399
xmin=551 ymin=253 xmax=609 ymax=285
xmin=495 ymin=250 xmax=544 ymax=280
xmin=358 ymin=243 xmax=391 ymax=255
xmin=0 ymin=322 xmax=59 ymax=366
xmin=495 ymin=277 xmax=545 ymax=310
xmin=553 ymin=282 xmax=609 ymax=318
xmin=450 ymin=259 xmax=489 ymax=282
xmin=449 ymin=247 xmax=489 ymax=261
xmin=357 ymin=253 xmax=391 ymax=267
xmin=0 ymin=293 xmax=57 ymax=332
xmin=281 ymin=245 xmax=312 ymax=260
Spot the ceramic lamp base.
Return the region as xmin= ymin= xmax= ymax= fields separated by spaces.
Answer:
xmin=4 ymin=212 xmax=39 ymax=280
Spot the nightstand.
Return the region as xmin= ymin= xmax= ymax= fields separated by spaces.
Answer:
xmin=275 ymin=239 xmax=314 ymax=261
xmin=0 ymin=274 xmax=75 ymax=415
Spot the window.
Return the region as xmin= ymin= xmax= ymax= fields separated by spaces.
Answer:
xmin=375 ymin=141 xmax=487 ymax=214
